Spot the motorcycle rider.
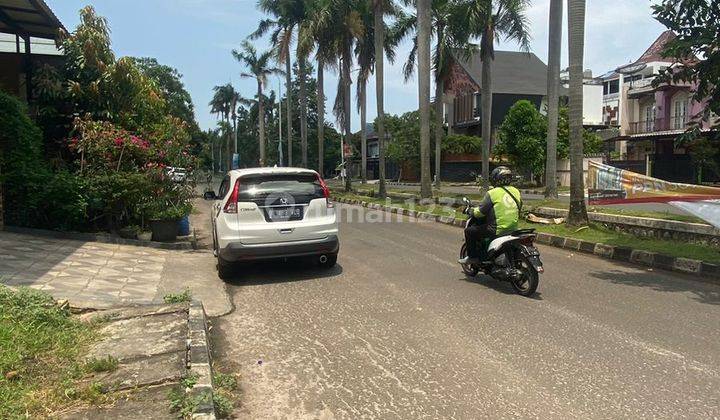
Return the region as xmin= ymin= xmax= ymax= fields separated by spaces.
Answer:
xmin=458 ymin=166 xmax=522 ymax=265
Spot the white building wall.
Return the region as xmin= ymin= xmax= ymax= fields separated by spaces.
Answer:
xmin=583 ymin=84 xmax=604 ymax=125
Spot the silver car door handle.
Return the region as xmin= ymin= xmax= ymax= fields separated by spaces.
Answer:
xmin=279 ymin=228 xmax=294 ymax=234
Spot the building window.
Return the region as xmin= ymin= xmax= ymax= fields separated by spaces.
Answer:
xmin=673 ymin=99 xmax=688 ymax=129
xmin=604 ymin=79 xmax=619 ymax=95
xmin=644 ymin=105 xmax=656 ymax=132
xmin=368 ymin=142 xmax=379 ymax=158
xmin=473 ymin=93 xmax=480 ymax=118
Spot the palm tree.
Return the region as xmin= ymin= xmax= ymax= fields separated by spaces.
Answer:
xmin=465 ymin=0 xmax=530 ymax=189
xmin=299 ymin=0 xmax=339 ymax=176
xmin=324 ymin=0 xmax=364 ymax=191
xmin=354 ymin=0 xmax=400 ymax=185
xmin=567 ymin=0 xmax=588 ymax=225
xmin=544 ymin=0 xmax=562 ymax=199
xmin=209 ymin=83 xmax=237 ymax=171
xmin=233 ymin=41 xmax=279 ymax=167
xmin=374 ymin=0 xmax=390 ymax=198
xmin=393 ymin=0 xmax=474 ymax=188
xmin=253 ymin=0 xmax=307 ymax=167
xmin=417 ymin=0 xmax=433 ymax=198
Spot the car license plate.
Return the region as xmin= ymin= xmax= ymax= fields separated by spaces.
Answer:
xmin=269 ymin=207 xmax=302 ymax=220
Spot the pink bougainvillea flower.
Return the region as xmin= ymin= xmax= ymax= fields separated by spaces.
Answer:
xmin=114 ymin=137 xmax=124 ymax=146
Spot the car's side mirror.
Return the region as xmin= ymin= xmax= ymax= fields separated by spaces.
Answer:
xmin=203 ymin=191 xmax=217 ymax=200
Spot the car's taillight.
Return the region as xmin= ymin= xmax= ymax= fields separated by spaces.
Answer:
xmin=223 ymin=179 xmax=240 ymax=213
xmin=316 ymin=174 xmax=334 ymax=208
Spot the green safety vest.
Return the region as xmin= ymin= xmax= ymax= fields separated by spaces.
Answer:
xmin=472 ymin=186 xmax=522 ymax=235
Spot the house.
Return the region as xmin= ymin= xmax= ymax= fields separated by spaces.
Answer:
xmin=442 ymin=50 xmax=552 ymax=144
xmin=559 ymin=68 xmax=605 ymax=127
xmin=0 ymin=0 xmax=65 ymax=103
xmin=602 ymin=30 xmax=719 ymax=183
xmin=353 ymin=123 xmax=399 ymax=181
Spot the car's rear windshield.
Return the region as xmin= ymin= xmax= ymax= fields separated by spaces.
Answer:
xmin=238 ymin=174 xmax=323 ymax=199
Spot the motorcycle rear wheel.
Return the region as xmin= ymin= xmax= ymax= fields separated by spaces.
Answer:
xmin=459 ymin=243 xmax=479 ymax=277
xmin=511 ymin=256 xmax=539 ymax=297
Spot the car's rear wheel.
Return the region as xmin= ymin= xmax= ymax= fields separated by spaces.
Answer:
xmin=318 ymin=253 xmax=337 ymax=268
xmin=217 ymin=254 xmax=234 ymax=280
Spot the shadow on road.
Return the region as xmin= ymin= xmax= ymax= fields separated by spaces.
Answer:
xmin=458 ymin=274 xmax=544 ymax=300
xmin=223 ymin=259 xmax=344 ymax=286
xmin=589 ymin=269 xmax=720 ymax=306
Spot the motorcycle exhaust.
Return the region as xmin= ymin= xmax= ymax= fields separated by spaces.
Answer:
xmin=319 ymin=255 xmax=328 ymax=264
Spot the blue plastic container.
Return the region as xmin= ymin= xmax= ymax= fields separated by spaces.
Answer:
xmin=177 ymin=215 xmax=191 ymax=236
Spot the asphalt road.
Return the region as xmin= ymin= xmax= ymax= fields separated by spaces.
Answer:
xmin=213 ymin=205 xmax=720 ymax=419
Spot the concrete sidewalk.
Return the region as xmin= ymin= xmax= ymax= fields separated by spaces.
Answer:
xmin=0 ymin=231 xmax=231 ymax=316
xmin=59 ymin=303 xmax=214 ymax=420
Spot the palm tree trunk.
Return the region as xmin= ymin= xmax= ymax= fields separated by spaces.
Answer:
xmin=285 ymin=53 xmax=293 ymax=167
xmin=225 ymin=113 xmax=232 ymax=171
xmin=299 ymin=55 xmax=308 ymax=168
xmin=0 ymin=167 xmax=4 ymax=229
xmin=567 ymin=0 xmax=588 ymax=225
xmin=360 ymin=78 xmax=367 ymax=183
xmin=374 ymin=1 xmax=387 ymax=199
xmin=258 ymin=81 xmax=266 ymax=166
xmin=343 ymin=49 xmax=353 ymax=192
xmin=544 ymin=0 xmax=562 ymax=198
xmin=317 ymin=59 xmax=325 ymax=176
xmin=480 ymin=26 xmax=493 ymax=191
xmin=417 ymin=0 xmax=432 ymax=199
xmin=434 ymin=76 xmax=444 ymax=186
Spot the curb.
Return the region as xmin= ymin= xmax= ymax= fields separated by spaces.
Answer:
xmin=335 ymin=197 xmax=719 ymax=284
xmin=2 ymin=225 xmax=194 ymax=250
xmin=188 ymin=301 xmax=216 ymax=419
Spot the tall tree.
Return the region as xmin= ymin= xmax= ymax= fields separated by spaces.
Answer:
xmin=327 ymin=0 xmax=364 ymax=191
xmin=373 ymin=0 xmax=392 ymax=198
xmin=567 ymin=0 xmax=588 ymax=225
xmin=465 ymin=0 xmax=530 ymax=189
xmin=355 ymin=0 xmax=398 ymax=184
xmin=393 ymin=0 xmax=474 ymax=187
xmin=299 ymin=0 xmax=339 ymax=176
xmin=209 ymin=83 xmax=237 ymax=171
xmin=544 ymin=0 xmax=562 ymax=198
xmin=233 ymin=41 xmax=278 ymax=166
xmin=417 ymin=0 xmax=433 ymax=198
xmin=252 ymin=0 xmax=307 ymax=166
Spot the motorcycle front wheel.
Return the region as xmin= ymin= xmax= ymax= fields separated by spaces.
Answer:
xmin=459 ymin=243 xmax=479 ymax=277
xmin=511 ymin=256 xmax=539 ymax=297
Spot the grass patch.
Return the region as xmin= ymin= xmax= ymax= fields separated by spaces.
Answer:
xmin=525 ymin=199 xmax=706 ymax=224
xmin=334 ymin=192 xmax=720 ymax=264
xmin=0 ymin=285 xmax=95 ymax=418
xmin=84 ymin=356 xmax=119 ymax=373
xmin=163 ymin=288 xmax=192 ymax=304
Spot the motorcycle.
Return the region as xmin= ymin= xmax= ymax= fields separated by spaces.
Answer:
xmin=458 ymin=197 xmax=543 ymax=296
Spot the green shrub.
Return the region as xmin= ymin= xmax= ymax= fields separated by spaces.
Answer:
xmin=0 ymin=92 xmax=87 ymax=230
xmin=84 ymin=356 xmax=119 ymax=373
xmin=163 ymin=288 xmax=192 ymax=304
xmin=442 ymin=134 xmax=483 ymax=155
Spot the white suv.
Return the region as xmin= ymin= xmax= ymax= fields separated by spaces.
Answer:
xmin=207 ymin=167 xmax=339 ymax=279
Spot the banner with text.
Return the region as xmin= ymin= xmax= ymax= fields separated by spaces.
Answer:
xmin=587 ymin=161 xmax=720 ymax=228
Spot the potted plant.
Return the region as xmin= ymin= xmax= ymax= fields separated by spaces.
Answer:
xmin=145 ymin=202 xmax=191 ymax=242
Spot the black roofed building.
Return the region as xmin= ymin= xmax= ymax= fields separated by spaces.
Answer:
xmin=442 ymin=50 xmax=552 ymax=143
xmin=0 ymin=0 xmax=65 ymax=102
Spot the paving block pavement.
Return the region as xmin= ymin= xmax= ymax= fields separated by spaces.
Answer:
xmin=0 ymin=231 xmax=231 ymax=316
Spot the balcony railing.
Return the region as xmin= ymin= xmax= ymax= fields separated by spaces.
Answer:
xmin=628 ymin=116 xmax=689 ymax=134
xmin=628 ymin=120 xmax=658 ymax=134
